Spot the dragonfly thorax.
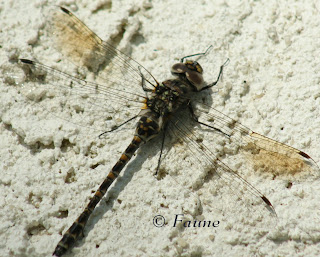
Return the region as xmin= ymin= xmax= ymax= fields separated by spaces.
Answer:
xmin=145 ymin=60 xmax=206 ymax=118
xmin=147 ymin=79 xmax=190 ymax=117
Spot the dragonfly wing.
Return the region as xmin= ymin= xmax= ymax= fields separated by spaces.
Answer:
xmin=45 ymin=6 xmax=157 ymax=90
xmin=19 ymin=59 xmax=144 ymax=135
xmin=192 ymin=101 xmax=320 ymax=181
xmin=163 ymin=108 xmax=277 ymax=229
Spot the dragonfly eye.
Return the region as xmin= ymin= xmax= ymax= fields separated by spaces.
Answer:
xmin=185 ymin=70 xmax=204 ymax=90
xmin=171 ymin=62 xmax=189 ymax=74
xmin=171 ymin=61 xmax=204 ymax=91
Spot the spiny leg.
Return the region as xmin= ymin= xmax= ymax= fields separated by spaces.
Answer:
xmin=155 ymin=125 xmax=168 ymax=176
xmin=200 ymin=58 xmax=230 ymax=91
xmin=180 ymin=45 xmax=213 ymax=63
xmin=138 ymin=66 xmax=157 ymax=92
xmin=187 ymin=102 xmax=230 ymax=138
xmin=98 ymin=115 xmax=138 ymax=138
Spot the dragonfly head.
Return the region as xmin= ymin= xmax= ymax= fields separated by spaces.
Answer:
xmin=171 ymin=60 xmax=204 ymax=91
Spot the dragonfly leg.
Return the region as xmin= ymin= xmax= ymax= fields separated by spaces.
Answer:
xmin=154 ymin=126 xmax=167 ymax=176
xmin=138 ymin=66 xmax=153 ymax=93
xmin=200 ymin=58 xmax=230 ymax=91
xmin=98 ymin=115 xmax=138 ymax=138
xmin=180 ymin=45 xmax=213 ymax=63
xmin=187 ymin=102 xmax=230 ymax=137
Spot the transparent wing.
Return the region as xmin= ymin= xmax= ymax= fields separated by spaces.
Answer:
xmin=45 ymin=6 xmax=157 ymax=90
xmin=162 ymin=98 xmax=319 ymax=228
xmin=17 ymin=6 xmax=161 ymax=135
xmin=19 ymin=59 xmax=145 ymax=135
xmin=192 ymin=101 xmax=320 ymax=182
xmin=164 ymin=108 xmax=277 ymax=229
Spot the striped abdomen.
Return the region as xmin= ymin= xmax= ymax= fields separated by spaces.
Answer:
xmin=53 ymin=114 xmax=161 ymax=256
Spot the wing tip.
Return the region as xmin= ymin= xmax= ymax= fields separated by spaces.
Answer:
xmin=60 ymin=6 xmax=70 ymax=15
xmin=261 ymin=195 xmax=277 ymax=217
xmin=299 ymin=151 xmax=320 ymax=170
xmin=261 ymin=195 xmax=272 ymax=206
xmin=20 ymin=59 xmax=34 ymax=65
xmin=299 ymin=151 xmax=311 ymax=159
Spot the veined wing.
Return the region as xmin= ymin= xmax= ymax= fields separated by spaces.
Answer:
xmin=19 ymin=59 xmax=145 ymax=135
xmin=191 ymin=101 xmax=320 ymax=182
xmin=18 ymin=6 xmax=159 ymax=135
xmin=45 ymin=6 xmax=157 ymax=90
xmin=163 ymin=97 xmax=319 ymax=227
xmin=165 ymin=109 xmax=277 ymax=229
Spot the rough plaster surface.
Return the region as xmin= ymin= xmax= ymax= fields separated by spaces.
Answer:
xmin=1 ymin=0 xmax=320 ymax=256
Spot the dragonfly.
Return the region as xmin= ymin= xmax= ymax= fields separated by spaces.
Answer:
xmin=18 ymin=6 xmax=320 ymax=257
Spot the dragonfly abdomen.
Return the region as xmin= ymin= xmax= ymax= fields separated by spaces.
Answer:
xmin=53 ymin=113 xmax=161 ymax=256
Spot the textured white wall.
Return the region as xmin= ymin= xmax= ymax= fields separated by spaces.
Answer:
xmin=1 ymin=0 xmax=320 ymax=256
